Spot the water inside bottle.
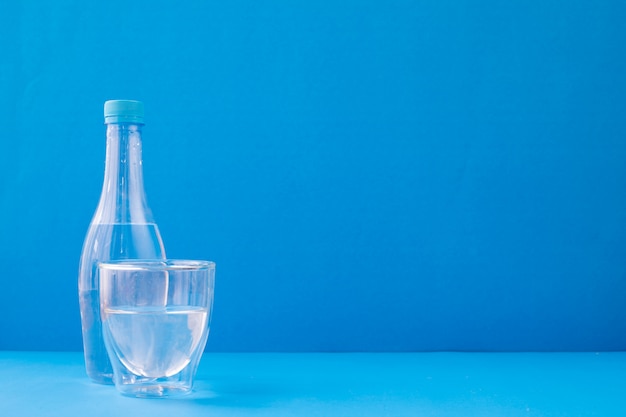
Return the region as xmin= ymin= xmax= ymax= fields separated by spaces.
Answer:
xmin=79 ymin=222 xmax=166 ymax=383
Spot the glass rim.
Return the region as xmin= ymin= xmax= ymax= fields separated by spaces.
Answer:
xmin=98 ymin=259 xmax=215 ymax=272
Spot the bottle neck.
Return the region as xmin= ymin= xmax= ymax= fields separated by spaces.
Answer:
xmin=93 ymin=123 xmax=154 ymax=224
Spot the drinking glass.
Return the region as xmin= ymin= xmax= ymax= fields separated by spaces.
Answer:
xmin=99 ymin=259 xmax=215 ymax=398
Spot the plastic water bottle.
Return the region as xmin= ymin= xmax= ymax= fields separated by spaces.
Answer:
xmin=78 ymin=100 xmax=166 ymax=384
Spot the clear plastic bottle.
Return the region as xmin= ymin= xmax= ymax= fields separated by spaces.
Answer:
xmin=78 ymin=100 xmax=166 ymax=384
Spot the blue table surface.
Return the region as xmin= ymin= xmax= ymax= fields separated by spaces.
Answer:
xmin=0 ymin=351 xmax=625 ymax=416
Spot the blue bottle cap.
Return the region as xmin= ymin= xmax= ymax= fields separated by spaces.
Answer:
xmin=104 ymin=100 xmax=144 ymax=124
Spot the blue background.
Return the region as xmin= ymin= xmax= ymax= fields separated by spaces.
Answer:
xmin=1 ymin=0 xmax=625 ymax=352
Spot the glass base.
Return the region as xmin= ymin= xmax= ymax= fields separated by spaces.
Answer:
xmin=117 ymin=382 xmax=193 ymax=398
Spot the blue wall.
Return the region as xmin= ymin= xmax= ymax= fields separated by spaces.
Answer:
xmin=1 ymin=0 xmax=625 ymax=351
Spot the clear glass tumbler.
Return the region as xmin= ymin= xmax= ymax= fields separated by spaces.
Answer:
xmin=99 ymin=260 xmax=215 ymax=398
